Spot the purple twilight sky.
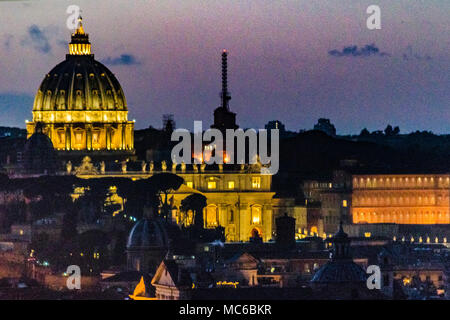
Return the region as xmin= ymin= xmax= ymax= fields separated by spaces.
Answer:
xmin=0 ymin=0 xmax=448 ymax=134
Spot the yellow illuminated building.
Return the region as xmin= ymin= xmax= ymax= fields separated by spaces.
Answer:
xmin=352 ymin=174 xmax=450 ymax=224
xmin=72 ymin=158 xmax=303 ymax=242
xmin=26 ymin=17 xmax=134 ymax=158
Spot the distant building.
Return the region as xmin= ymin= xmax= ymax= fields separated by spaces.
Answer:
xmin=311 ymin=222 xmax=383 ymax=299
xmin=313 ymin=118 xmax=336 ymax=137
xmin=352 ymin=174 xmax=450 ymax=224
xmin=302 ymin=170 xmax=352 ymax=234
xmin=378 ymin=245 xmax=447 ymax=299
xmin=265 ymin=120 xmax=285 ymax=132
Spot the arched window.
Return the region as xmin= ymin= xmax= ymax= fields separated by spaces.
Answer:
xmin=205 ymin=205 xmax=218 ymax=228
xmin=250 ymin=205 xmax=262 ymax=225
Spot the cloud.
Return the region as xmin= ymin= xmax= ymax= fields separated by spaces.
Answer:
xmin=102 ymin=54 xmax=141 ymax=66
xmin=328 ymin=44 xmax=389 ymax=57
xmin=402 ymin=46 xmax=432 ymax=61
xmin=21 ymin=25 xmax=51 ymax=54
xmin=57 ymin=39 xmax=68 ymax=48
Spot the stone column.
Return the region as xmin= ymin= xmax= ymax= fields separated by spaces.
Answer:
xmin=121 ymin=124 xmax=126 ymax=150
xmin=129 ymin=123 xmax=134 ymax=150
xmin=237 ymin=202 xmax=248 ymax=241
xmin=86 ymin=125 xmax=92 ymax=150
xmin=106 ymin=125 xmax=111 ymax=150
xmin=65 ymin=124 xmax=71 ymax=150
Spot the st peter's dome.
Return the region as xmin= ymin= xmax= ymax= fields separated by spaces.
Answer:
xmin=26 ymin=16 xmax=134 ymax=158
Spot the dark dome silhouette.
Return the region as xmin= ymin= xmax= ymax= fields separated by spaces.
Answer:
xmin=311 ymin=222 xmax=367 ymax=284
xmin=22 ymin=123 xmax=58 ymax=174
xmin=126 ymin=213 xmax=187 ymax=273
xmin=127 ymin=217 xmax=170 ymax=249
xmin=311 ymin=260 xmax=367 ymax=283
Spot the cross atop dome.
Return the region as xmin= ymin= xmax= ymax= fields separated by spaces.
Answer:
xmin=74 ymin=15 xmax=85 ymax=35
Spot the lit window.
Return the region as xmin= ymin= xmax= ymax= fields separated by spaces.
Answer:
xmin=207 ymin=181 xmax=216 ymax=189
xmin=252 ymin=177 xmax=261 ymax=189
xmin=342 ymin=200 xmax=348 ymax=207
xmin=75 ymin=132 xmax=82 ymax=144
xmin=364 ymin=232 xmax=371 ymax=238
xmin=19 ymin=229 xmax=24 ymax=235
xmin=251 ymin=206 xmax=262 ymax=224
xmin=228 ymin=181 xmax=235 ymax=189
xmin=92 ymin=132 xmax=99 ymax=144
xmin=186 ymin=181 xmax=193 ymax=188
xmin=304 ymin=264 xmax=310 ymax=273
xmin=206 ymin=205 xmax=218 ymax=227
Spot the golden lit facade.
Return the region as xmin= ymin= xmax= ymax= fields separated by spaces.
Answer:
xmin=352 ymin=174 xmax=450 ymax=224
xmin=170 ymin=172 xmax=275 ymax=242
xmin=74 ymin=159 xmax=288 ymax=242
xmin=26 ymin=17 xmax=134 ymax=156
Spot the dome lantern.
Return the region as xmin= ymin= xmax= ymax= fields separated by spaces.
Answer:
xmin=69 ymin=16 xmax=92 ymax=56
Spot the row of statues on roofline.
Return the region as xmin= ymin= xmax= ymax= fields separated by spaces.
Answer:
xmin=66 ymin=156 xmax=263 ymax=175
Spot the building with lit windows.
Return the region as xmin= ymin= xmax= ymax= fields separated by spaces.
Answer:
xmin=75 ymin=158 xmax=289 ymax=242
xmin=25 ymin=17 xmax=134 ymax=161
xmin=302 ymin=170 xmax=352 ymax=235
xmin=352 ymin=174 xmax=450 ymax=224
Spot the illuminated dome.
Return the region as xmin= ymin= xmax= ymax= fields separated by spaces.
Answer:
xmin=32 ymin=53 xmax=127 ymax=112
xmin=26 ymin=16 xmax=134 ymax=158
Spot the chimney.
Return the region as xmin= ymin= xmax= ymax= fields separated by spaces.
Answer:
xmin=275 ymin=213 xmax=296 ymax=249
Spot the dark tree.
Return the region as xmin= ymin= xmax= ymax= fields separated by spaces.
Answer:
xmin=384 ymin=124 xmax=394 ymax=136
xmin=147 ymin=173 xmax=184 ymax=220
xmin=181 ymin=193 xmax=207 ymax=229
xmin=360 ymin=128 xmax=370 ymax=137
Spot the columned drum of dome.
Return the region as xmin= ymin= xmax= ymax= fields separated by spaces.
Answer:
xmin=26 ymin=17 xmax=134 ymax=160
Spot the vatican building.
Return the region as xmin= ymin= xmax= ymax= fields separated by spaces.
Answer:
xmin=19 ymin=16 xmax=303 ymax=244
xmin=26 ymin=17 xmax=134 ymax=160
xmin=352 ymin=174 xmax=450 ymax=224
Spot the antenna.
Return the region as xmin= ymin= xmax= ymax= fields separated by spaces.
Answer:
xmin=220 ymin=49 xmax=231 ymax=109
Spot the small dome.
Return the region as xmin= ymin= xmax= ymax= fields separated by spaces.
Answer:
xmin=22 ymin=125 xmax=58 ymax=174
xmin=127 ymin=218 xmax=169 ymax=249
xmin=311 ymin=260 xmax=368 ymax=283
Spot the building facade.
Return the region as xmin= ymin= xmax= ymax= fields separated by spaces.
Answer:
xmin=74 ymin=158 xmax=300 ymax=242
xmin=352 ymin=174 xmax=450 ymax=224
